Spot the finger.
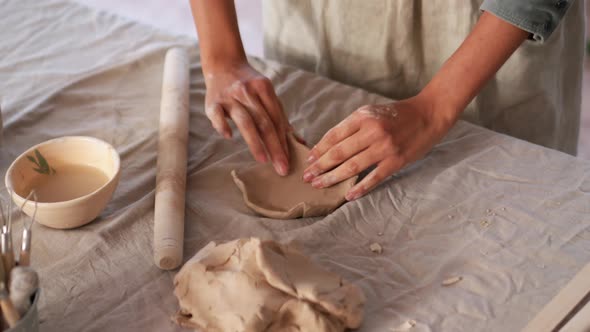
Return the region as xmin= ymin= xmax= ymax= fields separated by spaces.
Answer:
xmin=235 ymin=98 xmax=289 ymax=176
xmin=310 ymin=147 xmax=379 ymax=188
xmin=307 ymin=115 xmax=360 ymax=164
xmin=255 ymin=95 xmax=290 ymax=165
xmin=256 ymin=80 xmax=289 ymax=128
xmin=205 ymin=104 xmax=232 ymax=138
xmin=233 ymin=87 xmax=290 ymax=172
xmin=258 ymin=86 xmax=290 ymax=158
xmin=228 ymin=103 xmax=268 ymax=163
xmin=303 ymin=132 xmax=370 ymax=182
xmin=236 ymin=91 xmax=289 ymax=176
xmin=345 ymin=158 xmax=402 ymax=201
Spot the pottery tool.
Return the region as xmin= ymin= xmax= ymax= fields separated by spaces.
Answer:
xmin=153 ymin=48 xmax=190 ymax=270
xmin=18 ymin=191 xmax=37 ymax=267
xmin=0 ymin=232 xmax=13 ymax=284
xmin=0 ymin=191 xmax=6 ymax=226
xmin=19 ymin=226 xmax=32 ymax=267
xmin=1 ymin=191 xmax=33 ymax=271
xmin=0 ymin=196 xmax=7 ymax=285
xmin=0 ymin=261 xmax=4 ymax=300
xmin=0 ymin=189 xmax=15 ymax=281
xmin=0 ymin=282 xmax=20 ymax=328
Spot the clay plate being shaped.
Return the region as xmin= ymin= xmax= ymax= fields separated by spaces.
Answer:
xmin=232 ymin=135 xmax=357 ymax=219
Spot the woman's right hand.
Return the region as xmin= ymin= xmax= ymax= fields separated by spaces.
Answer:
xmin=204 ymin=62 xmax=290 ymax=176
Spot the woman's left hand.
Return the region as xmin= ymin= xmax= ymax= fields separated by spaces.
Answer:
xmin=303 ymin=95 xmax=457 ymax=201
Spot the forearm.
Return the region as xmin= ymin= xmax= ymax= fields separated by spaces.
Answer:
xmin=189 ymin=0 xmax=247 ymax=74
xmin=420 ymin=11 xmax=529 ymax=124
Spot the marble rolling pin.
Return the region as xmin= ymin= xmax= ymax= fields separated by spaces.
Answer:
xmin=153 ymin=48 xmax=190 ymax=270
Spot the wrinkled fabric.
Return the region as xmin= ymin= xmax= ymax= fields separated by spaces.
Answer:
xmin=263 ymin=0 xmax=585 ymax=155
xmin=0 ymin=1 xmax=589 ymax=332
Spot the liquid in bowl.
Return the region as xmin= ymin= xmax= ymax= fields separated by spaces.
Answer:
xmin=22 ymin=164 xmax=110 ymax=203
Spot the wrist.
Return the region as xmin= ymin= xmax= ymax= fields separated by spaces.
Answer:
xmin=201 ymin=52 xmax=248 ymax=76
xmin=414 ymin=84 xmax=462 ymax=131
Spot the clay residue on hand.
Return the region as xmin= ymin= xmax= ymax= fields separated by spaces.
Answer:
xmin=173 ymin=238 xmax=366 ymax=332
xmin=370 ymin=242 xmax=383 ymax=254
xmin=357 ymin=104 xmax=399 ymax=120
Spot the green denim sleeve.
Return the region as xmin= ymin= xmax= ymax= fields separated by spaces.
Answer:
xmin=480 ymin=0 xmax=574 ymax=42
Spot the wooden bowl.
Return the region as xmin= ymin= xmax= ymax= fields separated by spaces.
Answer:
xmin=5 ymin=136 xmax=120 ymax=229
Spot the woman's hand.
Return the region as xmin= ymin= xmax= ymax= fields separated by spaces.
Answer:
xmin=302 ymin=95 xmax=458 ymax=200
xmin=300 ymin=10 xmax=528 ymax=200
xmin=204 ymin=63 xmax=290 ymax=176
xmin=190 ymin=0 xmax=291 ymax=175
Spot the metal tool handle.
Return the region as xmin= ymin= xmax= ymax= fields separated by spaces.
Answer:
xmin=1 ymin=232 xmax=14 ymax=282
xmin=19 ymin=228 xmax=31 ymax=267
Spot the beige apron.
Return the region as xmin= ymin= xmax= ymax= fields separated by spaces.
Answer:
xmin=263 ymin=0 xmax=585 ymax=155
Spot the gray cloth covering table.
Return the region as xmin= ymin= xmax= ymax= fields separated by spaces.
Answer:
xmin=0 ymin=1 xmax=589 ymax=331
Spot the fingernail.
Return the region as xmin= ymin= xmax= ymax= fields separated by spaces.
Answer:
xmin=303 ymin=172 xmax=314 ymax=182
xmin=306 ymin=154 xmax=316 ymax=164
xmin=258 ymin=154 xmax=268 ymax=163
xmin=345 ymin=190 xmax=361 ymax=201
xmin=311 ymin=177 xmax=323 ymax=188
xmin=276 ymin=160 xmax=288 ymax=176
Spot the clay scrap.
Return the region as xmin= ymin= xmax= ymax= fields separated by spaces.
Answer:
xmin=391 ymin=320 xmax=416 ymax=331
xmin=232 ymin=135 xmax=357 ymax=219
xmin=370 ymin=243 xmax=383 ymax=254
xmin=441 ymin=276 xmax=463 ymax=286
xmin=173 ymin=238 xmax=366 ymax=332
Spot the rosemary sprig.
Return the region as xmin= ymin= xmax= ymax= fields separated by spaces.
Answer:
xmin=27 ymin=149 xmax=56 ymax=175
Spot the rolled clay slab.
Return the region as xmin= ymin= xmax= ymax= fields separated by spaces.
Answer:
xmin=232 ymin=135 xmax=357 ymax=219
xmin=173 ymin=238 xmax=366 ymax=332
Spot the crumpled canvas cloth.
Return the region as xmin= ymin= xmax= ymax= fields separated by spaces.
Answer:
xmin=0 ymin=1 xmax=589 ymax=332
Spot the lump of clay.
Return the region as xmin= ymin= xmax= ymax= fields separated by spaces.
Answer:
xmin=232 ymin=135 xmax=357 ymax=219
xmin=173 ymin=238 xmax=365 ymax=332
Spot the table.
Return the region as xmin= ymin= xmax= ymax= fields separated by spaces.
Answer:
xmin=1 ymin=1 xmax=589 ymax=331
